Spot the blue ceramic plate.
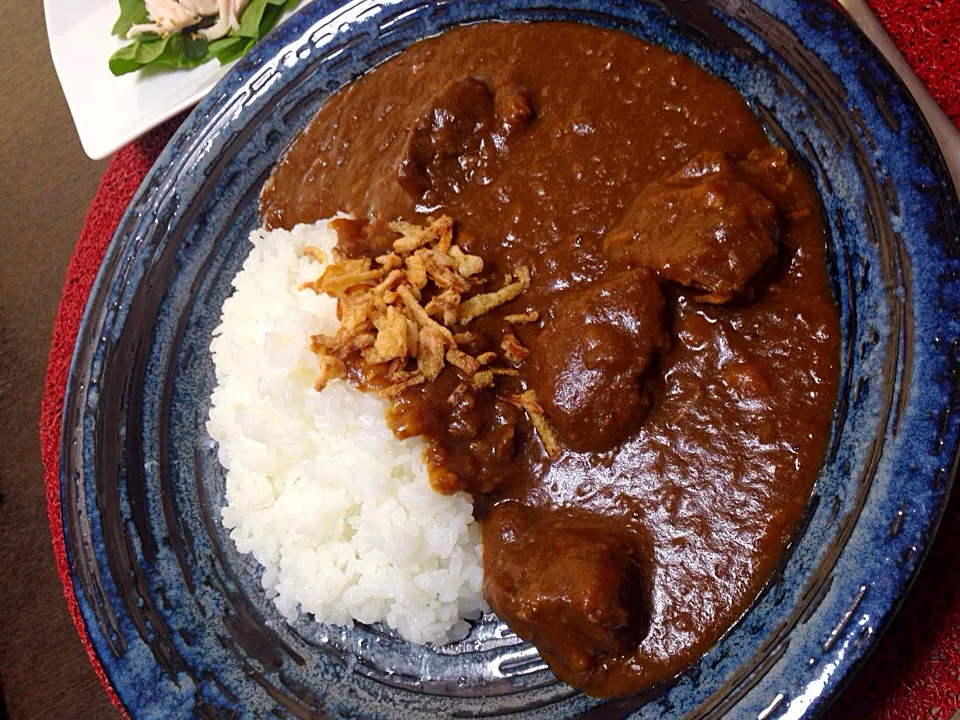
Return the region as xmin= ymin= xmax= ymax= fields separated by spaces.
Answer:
xmin=61 ymin=1 xmax=960 ymax=718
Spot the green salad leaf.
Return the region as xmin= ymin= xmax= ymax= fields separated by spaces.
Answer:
xmin=109 ymin=33 xmax=211 ymax=76
xmin=208 ymin=35 xmax=255 ymax=65
xmin=111 ymin=0 xmax=148 ymax=37
xmin=108 ymin=0 xmax=298 ymax=77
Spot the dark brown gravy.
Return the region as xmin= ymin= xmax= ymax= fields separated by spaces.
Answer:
xmin=261 ymin=22 xmax=840 ymax=698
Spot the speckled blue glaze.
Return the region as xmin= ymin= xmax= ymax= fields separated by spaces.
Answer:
xmin=60 ymin=1 xmax=960 ymax=718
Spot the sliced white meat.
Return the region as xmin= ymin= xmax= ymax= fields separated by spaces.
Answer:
xmin=127 ymin=0 xmax=201 ymax=37
xmin=179 ymin=0 xmax=219 ymax=16
xmin=197 ymin=0 xmax=251 ymax=40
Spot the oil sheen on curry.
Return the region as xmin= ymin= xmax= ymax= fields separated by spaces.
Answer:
xmin=261 ymin=22 xmax=840 ymax=698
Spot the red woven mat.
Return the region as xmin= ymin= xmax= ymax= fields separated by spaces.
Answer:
xmin=39 ymin=5 xmax=960 ymax=719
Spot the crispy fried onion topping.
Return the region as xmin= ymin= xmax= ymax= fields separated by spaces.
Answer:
xmin=304 ymin=216 xmax=532 ymax=398
xmin=503 ymin=390 xmax=561 ymax=460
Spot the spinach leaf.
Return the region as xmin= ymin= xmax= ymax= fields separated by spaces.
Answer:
xmin=209 ymin=35 xmax=255 ymax=65
xmin=235 ymin=0 xmax=295 ymax=39
xmin=111 ymin=0 xmax=149 ymax=37
xmin=109 ymin=33 xmax=212 ymax=76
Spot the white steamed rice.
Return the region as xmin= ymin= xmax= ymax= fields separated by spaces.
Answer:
xmin=206 ymin=219 xmax=485 ymax=645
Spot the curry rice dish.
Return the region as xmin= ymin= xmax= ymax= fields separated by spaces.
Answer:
xmin=218 ymin=20 xmax=840 ymax=699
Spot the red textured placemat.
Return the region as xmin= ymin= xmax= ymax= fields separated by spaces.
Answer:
xmin=38 ymin=116 xmax=183 ymax=720
xmin=39 ymin=5 xmax=960 ymax=719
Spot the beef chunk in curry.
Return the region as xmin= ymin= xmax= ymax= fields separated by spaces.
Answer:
xmin=426 ymin=395 xmax=523 ymax=495
xmin=531 ymin=268 xmax=666 ymax=452
xmin=605 ymin=151 xmax=781 ymax=304
xmin=262 ymin=21 xmax=840 ymax=699
xmin=483 ymin=504 xmax=649 ymax=687
xmin=397 ymin=73 xmax=534 ymax=204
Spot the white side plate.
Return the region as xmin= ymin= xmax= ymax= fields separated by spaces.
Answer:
xmin=43 ymin=0 xmax=299 ymax=159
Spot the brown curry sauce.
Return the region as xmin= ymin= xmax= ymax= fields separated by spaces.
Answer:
xmin=261 ymin=22 xmax=840 ymax=698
